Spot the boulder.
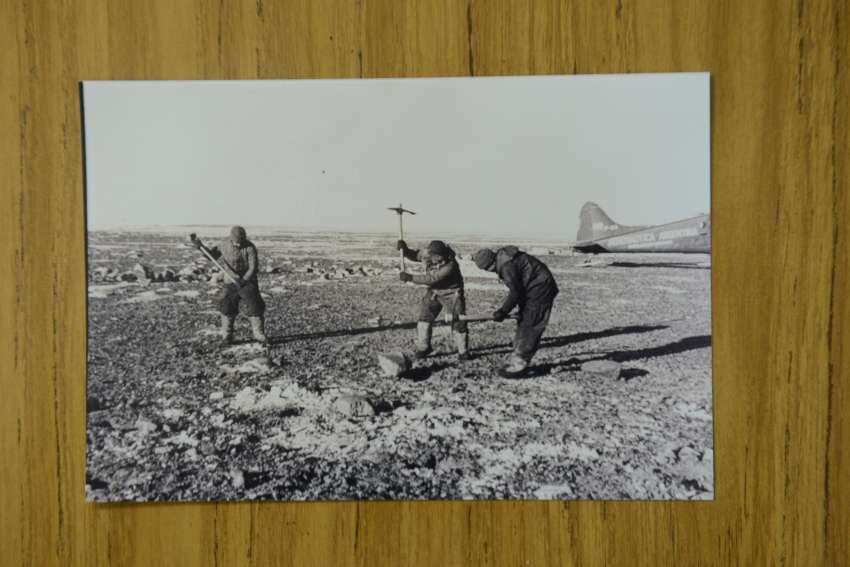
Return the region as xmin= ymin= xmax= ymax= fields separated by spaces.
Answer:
xmin=377 ymin=351 xmax=412 ymax=377
xmin=333 ymin=394 xmax=375 ymax=418
xmin=132 ymin=262 xmax=154 ymax=279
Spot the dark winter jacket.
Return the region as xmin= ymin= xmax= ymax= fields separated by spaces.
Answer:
xmin=494 ymin=246 xmax=558 ymax=313
xmin=213 ymin=239 xmax=260 ymax=284
xmin=403 ymin=245 xmax=464 ymax=294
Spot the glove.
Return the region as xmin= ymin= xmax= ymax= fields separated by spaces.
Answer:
xmin=399 ymin=271 xmax=413 ymax=283
xmin=492 ymin=309 xmax=507 ymax=322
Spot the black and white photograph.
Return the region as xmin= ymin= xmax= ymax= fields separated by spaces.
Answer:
xmin=83 ymin=74 xmax=712 ymax=502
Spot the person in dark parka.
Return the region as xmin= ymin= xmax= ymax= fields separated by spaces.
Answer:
xmin=472 ymin=246 xmax=559 ymax=377
xmin=398 ymin=239 xmax=470 ymax=361
xmin=202 ymin=226 xmax=268 ymax=345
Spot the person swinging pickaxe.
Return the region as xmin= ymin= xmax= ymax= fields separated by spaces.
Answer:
xmin=387 ymin=204 xmax=416 ymax=271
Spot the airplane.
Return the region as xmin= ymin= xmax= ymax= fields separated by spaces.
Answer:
xmin=572 ymin=202 xmax=710 ymax=254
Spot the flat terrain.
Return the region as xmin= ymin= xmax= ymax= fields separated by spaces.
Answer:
xmin=86 ymin=228 xmax=713 ymax=502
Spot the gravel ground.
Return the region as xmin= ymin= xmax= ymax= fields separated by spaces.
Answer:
xmin=86 ymin=229 xmax=713 ymax=502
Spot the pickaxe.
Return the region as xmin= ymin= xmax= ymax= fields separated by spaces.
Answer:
xmin=188 ymin=233 xmax=242 ymax=286
xmin=387 ymin=204 xmax=416 ymax=271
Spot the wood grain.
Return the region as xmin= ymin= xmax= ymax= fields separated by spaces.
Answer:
xmin=2 ymin=0 xmax=847 ymax=564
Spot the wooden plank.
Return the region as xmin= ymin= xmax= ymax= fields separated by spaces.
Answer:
xmin=0 ymin=0 xmax=846 ymax=564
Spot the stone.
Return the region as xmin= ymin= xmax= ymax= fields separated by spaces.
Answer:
xmin=377 ymin=351 xmax=411 ymax=377
xmin=333 ymin=394 xmax=375 ymax=418
xmin=132 ymin=262 xmax=154 ymax=279
xmin=581 ymin=360 xmax=622 ymax=379
xmin=230 ymin=469 xmax=245 ymax=489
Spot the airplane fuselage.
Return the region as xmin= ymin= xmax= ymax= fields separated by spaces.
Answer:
xmin=575 ymin=214 xmax=710 ymax=253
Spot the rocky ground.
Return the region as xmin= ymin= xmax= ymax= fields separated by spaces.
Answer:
xmin=86 ymin=228 xmax=713 ymax=502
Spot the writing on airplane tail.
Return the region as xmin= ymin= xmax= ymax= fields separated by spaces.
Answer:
xmin=572 ymin=202 xmax=711 ymax=254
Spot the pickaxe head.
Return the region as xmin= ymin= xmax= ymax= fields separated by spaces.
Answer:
xmin=387 ymin=205 xmax=416 ymax=216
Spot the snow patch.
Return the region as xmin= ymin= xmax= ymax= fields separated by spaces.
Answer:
xmin=122 ymin=291 xmax=166 ymax=304
xmin=175 ymin=290 xmax=201 ymax=298
xmin=88 ymin=283 xmax=133 ymax=298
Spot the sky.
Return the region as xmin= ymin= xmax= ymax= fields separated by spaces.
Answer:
xmin=82 ymin=74 xmax=709 ymax=240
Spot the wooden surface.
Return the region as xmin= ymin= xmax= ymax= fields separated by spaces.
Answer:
xmin=2 ymin=1 xmax=847 ymax=565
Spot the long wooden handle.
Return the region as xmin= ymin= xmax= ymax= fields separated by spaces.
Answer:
xmin=398 ymin=206 xmax=406 ymax=271
xmin=190 ymin=236 xmax=241 ymax=285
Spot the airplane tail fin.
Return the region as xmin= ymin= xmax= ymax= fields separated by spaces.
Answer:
xmin=577 ymin=202 xmax=621 ymax=241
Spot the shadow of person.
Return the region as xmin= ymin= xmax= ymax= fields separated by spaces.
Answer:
xmin=470 ymin=324 xmax=670 ymax=357
xmin=522 ymin=335 xmax=711 ymax=379
xmin=609 ymin=261 xmax=710 ymax=270
xmin=403 ymin=362 xmax=452 ymax=382
xmin=267 ymin=321 xmax=418 ymax=346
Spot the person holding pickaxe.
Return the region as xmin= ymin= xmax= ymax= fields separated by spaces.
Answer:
xmin=191 ymin=226 xmax=268 ymax=345
xmin=397 ymin=239 xmax=470 ymax=361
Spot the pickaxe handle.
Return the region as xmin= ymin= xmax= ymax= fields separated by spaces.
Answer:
xmin=444 ymin=313 xmax=519 ymax=324
xmin=189 ymin=234 xmax=242 ymax=286
xmin=388 ymin=203 xmax=415 ymax=273
xmin=398 ymin=212 xmax=406 ymax=272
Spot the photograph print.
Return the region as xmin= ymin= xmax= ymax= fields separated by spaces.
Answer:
xmin=83 ymin=74 xmax=712 ymax=502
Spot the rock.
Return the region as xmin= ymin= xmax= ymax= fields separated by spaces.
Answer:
xmin=333 ymin=394 xmax=375 ymax=418
xmin=119 ymin=272 xmax=138 ymax=282
xmin=377 ymin=351 xmax=411 ymax=377
xmin=230 ymin=469 xmax=245 ymax=489
xmin=132 ymin=262 xmax=154 ymax=279
xmin=417 ymin=452 xmax=438 ymax=469
xmin=209 ymin=391 xmax=224 ymax=401
xmin=138 ymin=277 xmax=153 ymax=287
xmin=367 ymin=317 xmax=384 ymax=328
xmin=86 ymin=396 xmax=103 ymax=412
xmin=134 ymin=418 xmax=158 ymax=436
xmin=162 ymin=269 xmax=176 ymax=282
xmin=581 ymin=360 xmax=622 ymax=379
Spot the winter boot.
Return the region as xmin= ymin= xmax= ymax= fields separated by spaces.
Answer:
xmin=413 ymin=321 xmax=433 ymax=359
xmin=498 ymin=352 xmax=529 ymax=378
xmin=453 ymin=331 xmax=471 ymax=361
xmin=249 ymin=316 xmax=268 ymax=344
xmin=220 ymin=314 xmax=235 ymax=346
